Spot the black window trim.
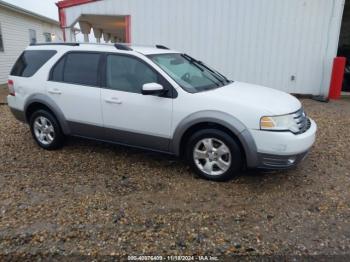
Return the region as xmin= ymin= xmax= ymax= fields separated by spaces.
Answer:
xmin=102 ymin=52 xmax=178 ymax=99
xmin=48 ymin=51 xmax=178 ymax=98
xmin=49 ymin=51 xmax=104 ymax=88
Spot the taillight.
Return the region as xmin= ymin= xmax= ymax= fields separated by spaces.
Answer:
xmin=8 ymin=80 xmax=15 ymax=96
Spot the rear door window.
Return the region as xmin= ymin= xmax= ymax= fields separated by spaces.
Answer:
xmin=10 ymin=50 xmax=57 ymax=77
xmin=50 ymin=52 xmax=101 ymax=87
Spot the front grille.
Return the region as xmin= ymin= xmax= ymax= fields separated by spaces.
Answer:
xmin=293 ymin=108 xmax=311 ymax=134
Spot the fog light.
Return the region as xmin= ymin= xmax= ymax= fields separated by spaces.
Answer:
xmin=287 ymin=157 xmax=296 ymax=165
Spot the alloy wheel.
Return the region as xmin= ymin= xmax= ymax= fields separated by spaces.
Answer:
xmin=193 ymin=138 xmax=232 ymax=176
xmin=33 ymin=116 xmax=55 ymax=145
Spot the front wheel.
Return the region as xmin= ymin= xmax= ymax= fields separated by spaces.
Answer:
xmin=186 ymin=129 xmax=243 ymax=181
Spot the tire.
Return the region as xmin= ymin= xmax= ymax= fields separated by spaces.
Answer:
xmin=29 ymin=109 xmax=64 ymax=150
xmin=185 ymin=129 xmax=243 ymax=181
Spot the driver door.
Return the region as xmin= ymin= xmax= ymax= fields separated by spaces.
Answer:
xmin=101 ymin=54 xmax=173 ymax=152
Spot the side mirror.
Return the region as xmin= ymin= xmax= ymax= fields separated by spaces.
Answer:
xmin=142 ymin=83 xmax=165 ymax=95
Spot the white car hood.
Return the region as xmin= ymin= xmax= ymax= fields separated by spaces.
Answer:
xmin=205 ymin=81 xmax=301 ymax=115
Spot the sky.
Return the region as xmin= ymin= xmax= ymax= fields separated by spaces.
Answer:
xmin=4 ymin=0 xmax=59 ymax=20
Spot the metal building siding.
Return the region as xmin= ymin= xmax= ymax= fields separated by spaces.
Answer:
xmin=64 ymin=0 xmax=345 ymax=95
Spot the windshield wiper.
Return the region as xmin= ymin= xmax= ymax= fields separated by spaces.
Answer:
xmin=181 ymin=54 xmax=221 ymax=87
xmin=182 ymin=54 xmax=204 ymax=72
xmin=197 ymin=61 xmax=232 ymax=84
xmin=182 ymin=54 xmax=231 ymax=85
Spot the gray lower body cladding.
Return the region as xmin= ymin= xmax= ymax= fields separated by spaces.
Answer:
xmin=68 ymin=121 xmax=171 ymax=154
xmin=257 ymin=150 xmax=310 ymax=169
xmin=66 ymin=121 xmax=312 ymax=170
xmin=69 ymin=122 xmax=262 ymax=166
xmin=9 ymin=106 xmax=306 ymax=170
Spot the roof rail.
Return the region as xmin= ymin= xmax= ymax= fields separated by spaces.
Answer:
xmin=156 ymin=45 xmax=169 ymax=50
xmin=30 ymin=42 xmax=80 ymax=46
xmin=114 ymin=43 xmax=133 ymax=51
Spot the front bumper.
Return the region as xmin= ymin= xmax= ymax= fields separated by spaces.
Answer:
xmin=250 ymin=118 xmax=317 ymax=169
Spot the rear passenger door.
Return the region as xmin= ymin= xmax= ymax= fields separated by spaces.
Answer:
xmin=48 ymin=52 xmax=103 ymax=137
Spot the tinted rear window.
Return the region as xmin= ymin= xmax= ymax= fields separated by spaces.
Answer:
xmin=10 ymin=50 xmax=56 ymax=77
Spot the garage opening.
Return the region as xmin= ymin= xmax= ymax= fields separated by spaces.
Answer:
xmin=75 ymin=15 xmax=131 ymax=43
xmin=338 ymin=0 xmax=350 ymax=92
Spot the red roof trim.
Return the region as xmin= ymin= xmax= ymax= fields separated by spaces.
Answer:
xmin=58 ymin=8 xmax=67 ymax=28
xmin=125 ymin=15 xmax=131 ymax=43
xmin=56 ymin=0 xmax=100 ymax=9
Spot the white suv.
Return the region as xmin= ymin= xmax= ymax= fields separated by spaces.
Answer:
xmin=7 ymin=43 xmax=317 ymax=181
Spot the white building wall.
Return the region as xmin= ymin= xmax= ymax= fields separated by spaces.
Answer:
xmin=65 ymin=0 xmax=345 ymax=95
xmin=0 ymin=7 xmax=63 ymax=84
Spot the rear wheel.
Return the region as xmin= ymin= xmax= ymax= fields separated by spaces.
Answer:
xmin=186 ymin=129 xmax=243 ymax=181
xmin=29 ymin=110 xmax=64 ymax=150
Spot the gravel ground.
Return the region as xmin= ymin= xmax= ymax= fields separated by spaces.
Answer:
xmin=0 ymin=85 xmax=7 ymax=104
xmin=0 ymin=99 xmax=349 ymax=259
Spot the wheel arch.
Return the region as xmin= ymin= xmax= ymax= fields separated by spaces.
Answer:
xmin=24 ymin=94 xmax=71 ymax=135
xmin=171 ymin=111 xmax=259 ymax=168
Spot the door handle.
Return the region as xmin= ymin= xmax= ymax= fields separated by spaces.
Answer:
xmin=48 ymin=88 xmax=62 ymax=95
xmin=105 ymin=97 xmax=122 ymax=104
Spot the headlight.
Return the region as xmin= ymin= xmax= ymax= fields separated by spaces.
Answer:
xmin=260 ymin=114 xmax=299 ymax=133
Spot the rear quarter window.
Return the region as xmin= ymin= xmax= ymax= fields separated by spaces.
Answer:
xmin=10 ymin=50 xmax=57 ymax=77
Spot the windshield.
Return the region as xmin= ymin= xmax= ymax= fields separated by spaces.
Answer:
xmin=148 ymin=53 xmax=232 ymax=93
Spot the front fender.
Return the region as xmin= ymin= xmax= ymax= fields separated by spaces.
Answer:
xmin=171 ymin=110 xmax=259 ymax=168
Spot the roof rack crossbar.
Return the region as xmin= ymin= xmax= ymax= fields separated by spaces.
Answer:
xmin=156 ymin=45 xmax=169 ymax=50
xmin=30 ymin=43 xmax=80 ymax=46
xmin=114 ymin=43 xmax=133 ymax=51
